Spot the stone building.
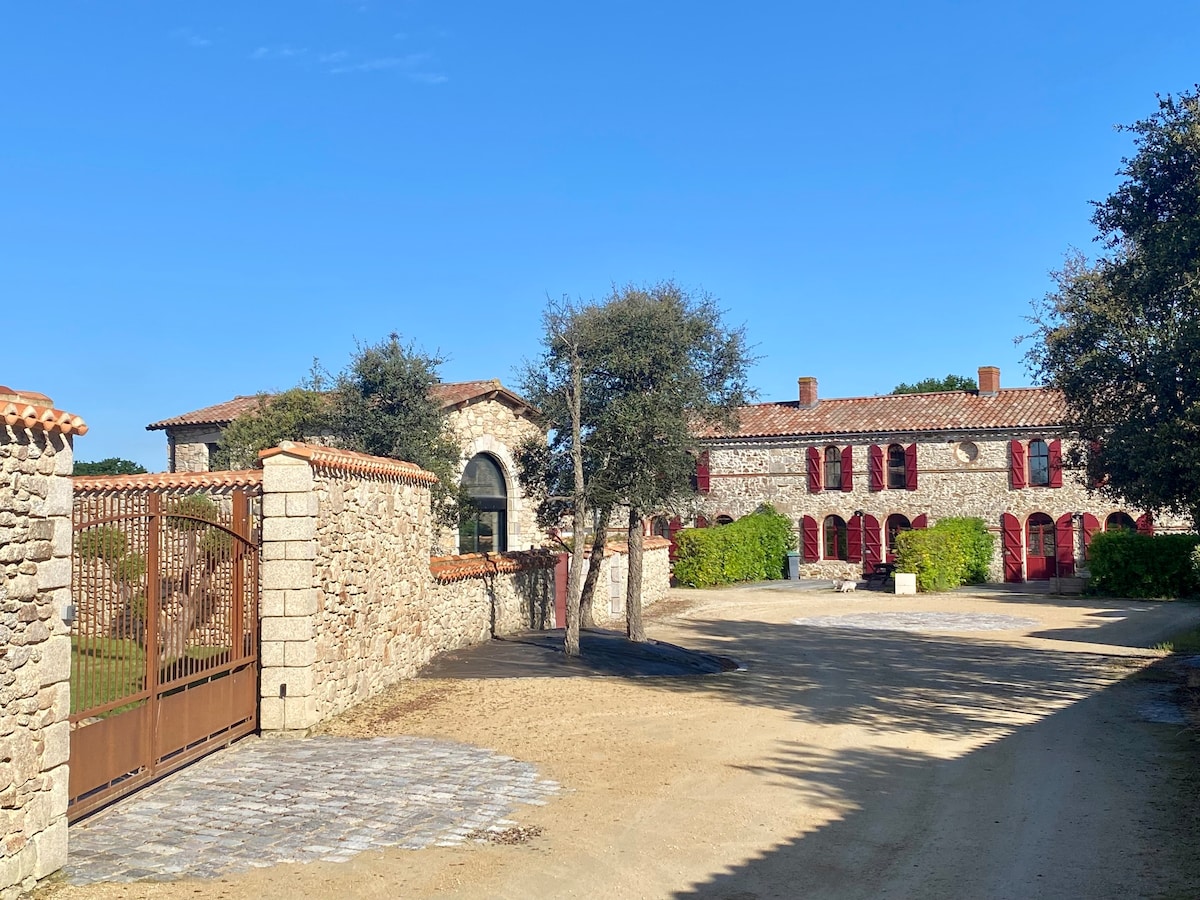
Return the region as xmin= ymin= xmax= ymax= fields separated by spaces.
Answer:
xmin=147 ymin=380 xmax=544 ymax=556
xmin=694 ymin=366 xmax=1186 ymax=583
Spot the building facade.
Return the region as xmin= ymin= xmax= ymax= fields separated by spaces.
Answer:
xmin=147 ymin=380 xmax=544 ymax=556
xmin=695 ymin=367 xmax=1184 ymax=583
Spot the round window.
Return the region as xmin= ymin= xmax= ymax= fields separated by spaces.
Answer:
xmin=954 ymin=441 xmax=979 ymax=463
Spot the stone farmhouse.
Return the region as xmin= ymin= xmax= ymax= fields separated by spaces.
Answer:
xmin=693 ymin=366 xmax=1186 ymax=583
xmin=147 ymin=380 xmax=544 ymax=556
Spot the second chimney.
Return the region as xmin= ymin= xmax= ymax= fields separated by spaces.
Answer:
xmin=978 ymin=366 xmax=1000 ymax=396
xmin=798 ymin=377 xmax=818 ymax=409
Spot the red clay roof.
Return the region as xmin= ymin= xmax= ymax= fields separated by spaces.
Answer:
xmin=74 ymin=469 xmax=263 ymax=493
xmin=147 ymin=381 xmax=534 ymax=431
xmin=701 ymin=387 xmax=1068 ymax=440
xmin=259 ymin=441 xmax=439 ymax=484
xmin=429 ymin=550 xmax=558 ymax=583
xmin=1 ymin=387 xmax=88 ymax=437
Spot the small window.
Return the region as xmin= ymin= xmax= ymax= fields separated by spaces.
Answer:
xmin=714 ymin=514 xmax=734 ymax=526
xmin=205 ymin=443 xmax=221 ymax=471
xmin=824 ymin=446 xmax=841 ymax=491
xmin=1029 ymin=440 xmax=1050 ymax=486
xmin=1105 ymin=512 xmax=1136 ymax=532
xmin=823 ymin=515 xmax=848 ymax=561
xmin=887 ymin=444 xmax=906 ymax=490
xmin=651 ymin=517 xmax=671 ymax=539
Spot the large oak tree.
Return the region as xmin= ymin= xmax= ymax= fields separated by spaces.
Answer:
xmin=1026 ymin=89 xmax=1200 ymax=528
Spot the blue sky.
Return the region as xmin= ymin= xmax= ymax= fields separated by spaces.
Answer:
xmin=4 ymin=1 xmax=1198 ymax=470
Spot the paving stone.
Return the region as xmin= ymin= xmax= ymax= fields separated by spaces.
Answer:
xmin=66 ymin=735 xmax=558 ymax=885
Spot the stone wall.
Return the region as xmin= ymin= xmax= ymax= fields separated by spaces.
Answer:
xmin=258 ymin=442 xmax=556 ymax=734
xmin=699 ymin=433 xmax=1189 ymax=580
xmin=581 ymin=538 xmax=672 ymax=627
xmin=0 ymin=392 xmax=85 ymax=898
xmin=167 ymin=424 xmax=221 ymax=474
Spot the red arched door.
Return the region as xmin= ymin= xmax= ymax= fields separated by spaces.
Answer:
xmin=1026 ymin=513 xmax=1056 ymax=580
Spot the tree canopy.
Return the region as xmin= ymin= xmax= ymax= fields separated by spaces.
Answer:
xmin=73 ymin=457 xmax=148 ymax=476
xmin=519 ymin=281 xmax=754 ymax=645
xmin=214 ymin=334 xmax=466 ymax=525
xmin=1025 ymin=88 xmax=1200 ymax=528
xmin=891 ymin=374 xmax=977 ymax=394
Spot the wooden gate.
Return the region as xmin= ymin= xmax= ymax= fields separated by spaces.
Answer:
xmin=69 ymin=485 xmax=259 ymax=821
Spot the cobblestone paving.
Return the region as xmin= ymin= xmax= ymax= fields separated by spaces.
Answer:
xmin=792 ymin=611 xmax=1041 ymax=632
xmin=67 ymin=735 xmax=559 ymax=885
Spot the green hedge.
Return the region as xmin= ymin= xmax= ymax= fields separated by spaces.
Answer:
xmin=673 ymin=505 xmax=796 ymax=588
xmin=893 ymin=517 xmax=994 ymax=593
xmin=1087 ymin=531 xmax=1200 ymax=599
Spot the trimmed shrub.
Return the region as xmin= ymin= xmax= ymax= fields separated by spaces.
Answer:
xmin=893 ymin=517 xmax=994 ymax=593
xmin=1087 ymin=530 xmax=1200 ymax=599
xmin=673 ymin=504 xmax=796 ymax=588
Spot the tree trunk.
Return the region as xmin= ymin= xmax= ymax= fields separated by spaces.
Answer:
xmin=625 ymin=507 xmax=646 ymax=642
xmin=564 ymin=348 xmax=587 ymax=657
xmin=580 ymin=506 xmax=611 ymax=628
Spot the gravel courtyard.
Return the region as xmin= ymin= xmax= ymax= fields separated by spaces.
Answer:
xmin=49 ymin=586 xmax=1200 ymax=900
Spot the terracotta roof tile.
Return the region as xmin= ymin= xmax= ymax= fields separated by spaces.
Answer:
xmin=0 ymin=387 xmax=88 ymax=437
xmin=73 ymin=469 xmax=262 ymax=493
xmin=259 ymin=441 xmax=438 ymax=484
xmin=430 ymin=550 xmax=558 ymax=583
xmin=701 ymin=387 xmax=1067 ymax=440
xmin=147 ymin=381 xmax=535 ymax=431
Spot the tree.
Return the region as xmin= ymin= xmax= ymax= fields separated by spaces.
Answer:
xmin=575 ymin=282 xmax=754 ymax=641
xmin=517 ymin=299 xmax=611 ymax=655
xmin=74 ymin=458 xmax=148 ymax=476
xmin=891 ymin=374 xmax=977 ymax=394
xmin=1025 ymin=88 xmax=1200 ymax=529
xmin=214 ymin=388 xmax=329 ymax=470
xmin=328 ymin=333 xmax=468 ymax=527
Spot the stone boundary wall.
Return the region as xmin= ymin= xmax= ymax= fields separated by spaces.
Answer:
xmin=1 ymin=391 xmax=85 ymax=898
xmin=582 ymin=538 xmax=672 ymax=627
xmin=257 ymin=442 xmax=557 ymax=734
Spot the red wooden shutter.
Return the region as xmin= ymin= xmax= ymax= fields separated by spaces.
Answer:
xmin=1055 ymin=513 xmax=1075 ymax=576
xmin=840 ymin=445 xmax=853 ymax=492
xmin=806 ymin=447 xmax=821 ymax=493
xmin=905 ymin=443 xmax=918 ymax=491
xmin=668 ymin=516 xmax=682 ymax=560
xmin=1001 ymin=513 xmax=1023 ymax=582
xmin=1081 ymin=513 xmax=1099 ymax=559
xmin=911 ymin=514 xmax=928 ymax=529
xmin=695 ymin=515 xmax=709 ymax=529
xmin=862 ymin=514 xmax=882 ymax=573
xmin=868 ymin=445 xmax=884 ymax=492
xmin=847 ymin=515 xmax=862 ymax=562
xmin=1009 ymin=441 xmax=1026 ymax=489
xmin=1048 ymin=439 xmax=1063 ymax=488
xmin=801 ymin=515 xmax=819 ymax=562
xmin=695 ymin=451 xmax=711 ymax=494
xmin=1136 ymin=513 xmax=1154 ymax=535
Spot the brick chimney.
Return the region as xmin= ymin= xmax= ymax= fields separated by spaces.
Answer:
xmin=978 ymin=366 xmax=1000 ymax=397
xmin=798 ymin=377 xmax=818 ymax=409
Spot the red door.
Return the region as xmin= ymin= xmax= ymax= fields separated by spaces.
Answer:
xmin=1026 ymin=513 xmax=1057 ymax=580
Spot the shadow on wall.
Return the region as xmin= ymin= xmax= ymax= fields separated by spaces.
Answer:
xmin=514 ymin=568 xmax=554 ymax=631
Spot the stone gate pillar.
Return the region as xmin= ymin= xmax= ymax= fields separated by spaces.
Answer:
xmin=0 ymin=388 xmax=86 ymax=898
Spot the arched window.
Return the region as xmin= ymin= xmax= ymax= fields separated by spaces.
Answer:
xmin=714 ymin=514 xmax=734 ymax=526
xmin=824 ymin=446 xmax=841 ymax=491
xmin=1029 ymin=439 xmax=1050 ymax=486
xmin=651 ymin=517 xmax=671 ymax=539
xmin=823 ymin=515 xmax=848 ymax=561
xmin=886 ymin=514 xmax=911 ymax=552
xmin=887 ymin=444 xmax=906 ymax=490
xmin=1105 ymin=512 xmax=1136 ymax=532
xmin=459 ymin=454 xmax=507 ymax=553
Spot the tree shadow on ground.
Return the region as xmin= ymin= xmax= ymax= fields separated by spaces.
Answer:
xmin=639 ymin=616 xmax=1200 ymax=899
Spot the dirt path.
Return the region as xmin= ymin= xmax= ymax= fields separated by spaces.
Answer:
xmin=50 ymin=589 xmax=1200 ymax=900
